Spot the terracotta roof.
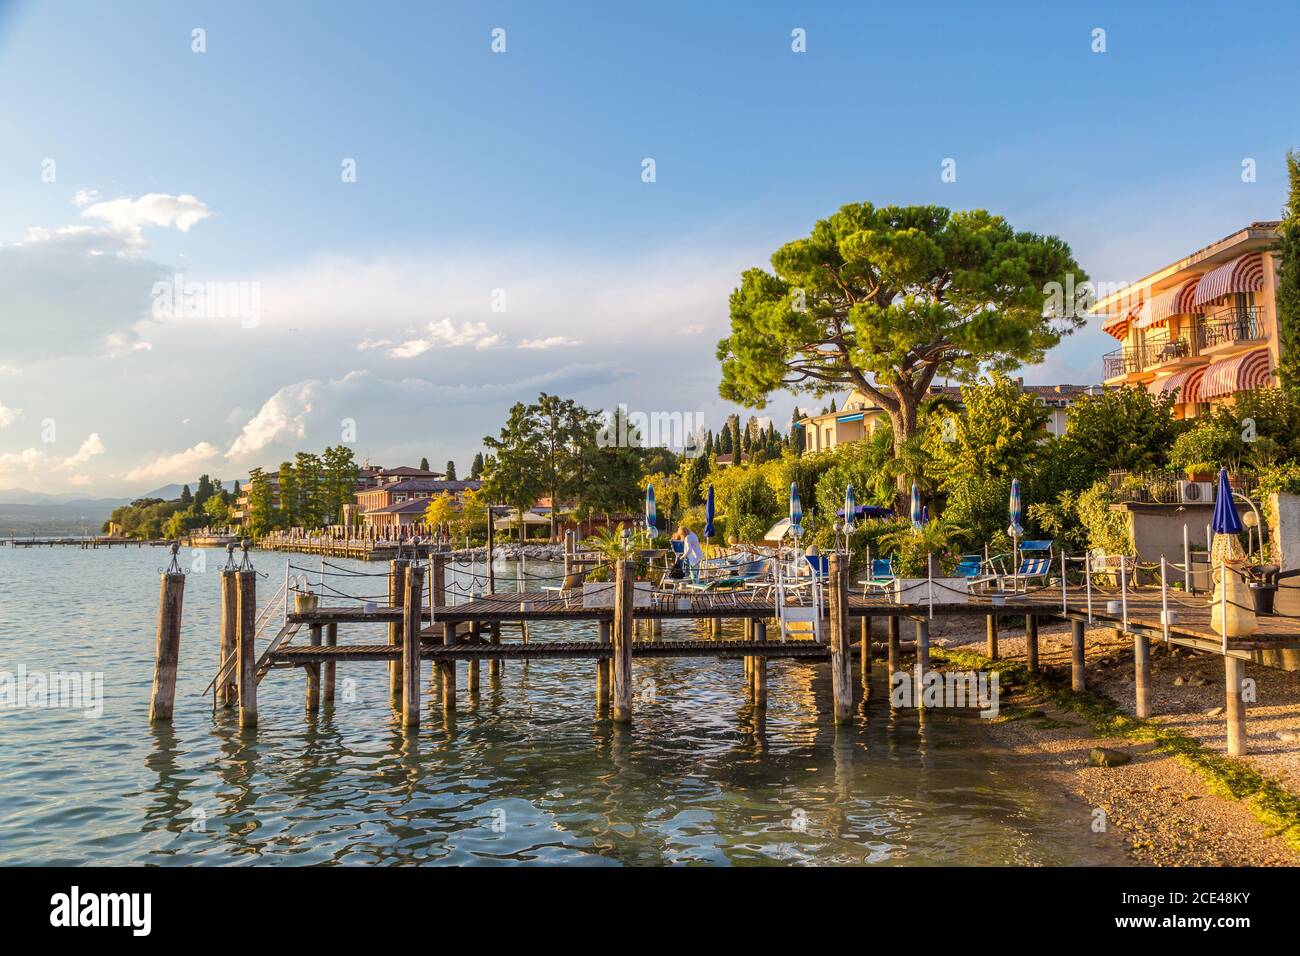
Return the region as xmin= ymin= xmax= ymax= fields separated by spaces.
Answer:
xmin=381 ymin=479 xmax=482 ymax=493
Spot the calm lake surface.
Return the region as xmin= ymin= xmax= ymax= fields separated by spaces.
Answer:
xmin=0 ymin=545 xmax=1127 ymax=866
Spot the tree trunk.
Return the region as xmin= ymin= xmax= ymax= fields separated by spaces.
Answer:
xmin=887 ymin=389 xmax=921 ymax=505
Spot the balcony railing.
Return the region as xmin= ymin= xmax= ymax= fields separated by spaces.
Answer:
xmin=1102 ymin=347 xmax=1144 ymax=379
xmin=1197 ymin=306 xmax=1264 ymax=350
xmin=1140 ymin=333 xmax=1195 ymax=369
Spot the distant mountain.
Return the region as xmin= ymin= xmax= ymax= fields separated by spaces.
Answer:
xmin=0 ymin=488 xmax=128 ymax=506
xmin=0 ymin=501 xmax=121 ymax=536
xmin=139 ymin=478 xmax=249 ymax=501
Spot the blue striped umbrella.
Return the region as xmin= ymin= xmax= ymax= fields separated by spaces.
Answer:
xmin=703 ymin=485 xmax=715 ymax=540
xmin=790 ymin=482 xmax=803 ymax=538
xmin=843 ymin=484 xmax=856 ymax=534
xmin=1008 ymin=479 xmax=1024 ymax=537
xmin=910 ymin=482 xmax=923 ymax=531
xmin=645 ymin=484 xmax=657 ymax=535
xmin=1212 ymin=467 xmax=1242 ymax=535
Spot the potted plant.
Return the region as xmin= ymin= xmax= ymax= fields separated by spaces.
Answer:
xmin=580 ymin=523 xmax=652 ymax=607
xmin=879 ymin=517 xmax=971 ymax=605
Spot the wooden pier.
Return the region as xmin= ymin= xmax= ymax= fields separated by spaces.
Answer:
xmin=143 ymin=547 xmax=1300 ymax=759
xmin=5 ymin=535 xmax=151 ymax=549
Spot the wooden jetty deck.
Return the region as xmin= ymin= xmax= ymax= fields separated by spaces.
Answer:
xmin=141 ymin=546 xmax=1300 ymax=761
xmin=6 ymin=535 xmax=151 ymax=548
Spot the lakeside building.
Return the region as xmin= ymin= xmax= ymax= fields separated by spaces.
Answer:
xmin=357 ymin=478 xmax=483 ymax=532
xmin=1094 ymin=221 xmax=1282 ymax=418
xmin=795 ymin=380 xmax=1099 ymax=455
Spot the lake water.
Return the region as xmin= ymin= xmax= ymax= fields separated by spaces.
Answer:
xmin=0 ymin=545 xmax=1126 ymax=866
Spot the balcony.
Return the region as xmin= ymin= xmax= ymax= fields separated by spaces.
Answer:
xmin=1139 ymin=333 xmax=1195 ymax=370
xmin=1197 ymin=306 xmax=1264 ymax=351
xmin=1102 ymin=347 xmax=1144 ymax=381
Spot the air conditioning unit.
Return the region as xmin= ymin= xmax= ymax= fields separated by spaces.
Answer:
xmin=1178 ymin=480 xmax=1213 ymax=504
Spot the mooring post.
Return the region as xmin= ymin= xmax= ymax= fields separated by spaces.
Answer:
xmin=828 ymin=554 xmax=853 ymax=724
xmin=305 ymin=623 xmax=322 ymax=713
xmin=1026 ymin=614 xmax=1039 ymax=672
xmin=887 ymin=615 xmax=900 ymax=679
xmin=752 ymin=618 xmax=767 ymax=707
xmin=489 ymin=621 xmax=501 ymax=681
xmin=1070 ymin=619 xmax=1086 ymax=692
xmin=441 ymin=621 xmax=458 ymax=713
xmin=323 ymin=622 xmax=337 ymax=704
xmin=388 ymin=558 xmax=409 ymax=699
xmin=218 ymin=568 xmax=238 ymax=708
xmin=148 ymin=569 xmax=186 ymax=722
xmin=1134 ymin=632 xmax=1151 ymax=718
xmin=611 ymin=559 xmax=635 ymax=723
xmin=986 ymin=614 xmax=998 ymax=659
xmin=402 ymin=564 xmax=424 ymax=729
xmin=1225 ymin=656 xmax=1247 ymax=756
xmin=236 ymin=569 xmax=257 ymax=729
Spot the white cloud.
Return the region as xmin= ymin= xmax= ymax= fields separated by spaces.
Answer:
xmin=365 ymin=318 xmax=503 ymax=358
xmin=519 ymin=336 xmax=583 ymax=350
xmin=80 ymin=193 xmax=211 ymax=240
xmin=71 ymin=189 xmax=101 ymax=208
xmin=68 ymin=474 xmax=92 ymax=486
xmin=59 ymin=433 xmax=105 ymax=469
xmin=123 ymin=442 xmax=220 ymax=482
xmin=0 ymin=404 xmax=20 ymax=428
xmin=226 ymin=381 xmax=315 ymax=458
xmin=0 ymin=448 xmax=45 ymax=475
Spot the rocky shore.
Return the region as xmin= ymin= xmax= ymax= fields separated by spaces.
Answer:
xmin=924 ymin=615 xmax=1300 ymax=865
xmin=448 ymin=543 xmax=568 ymax=562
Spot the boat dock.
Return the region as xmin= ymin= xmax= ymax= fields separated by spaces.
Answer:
xmin=138 ymin=544 xmax=1300 ymax=760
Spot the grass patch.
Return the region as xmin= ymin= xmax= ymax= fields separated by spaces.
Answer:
xmin=931 ymin=646 xmax=1300 ymax=852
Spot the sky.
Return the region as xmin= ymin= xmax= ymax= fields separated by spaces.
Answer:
xmin=0 ymin=0 xmax=1296 ymax=497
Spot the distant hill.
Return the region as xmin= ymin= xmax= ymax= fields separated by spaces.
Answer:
xmin=0 ymin=501 xmax=121 ymax=536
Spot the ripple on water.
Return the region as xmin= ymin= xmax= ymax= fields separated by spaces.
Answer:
xmin=0 ymin=548 xmax=1128 ymax=866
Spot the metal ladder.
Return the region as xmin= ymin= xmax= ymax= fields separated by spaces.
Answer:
xmin=200 ymin=578 xmax=296 ymax=704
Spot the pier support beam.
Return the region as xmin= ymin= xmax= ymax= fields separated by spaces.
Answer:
xmin=611 ymin=560 xmax=635 ymax=723
xmin=752 ymin=619 xmax=767 ymax=708
xmin=322 ymin=622 xmax=337 ymax=704
xmin=828 ymin=554 xmax=853 ymax=724
xmin=887 ymin=615 xmax=900 ymax=679
xmin=388 ymin=559 xmax=409 ymax=700
xmin=441 ymin=622 xmax=458 ymax=713
xmin=1026 ymin=615 xmax=1039 ymax=673
xmin=489 ymin=622 xmax=501 ymax=681
xmin=148 ymin=571 xmax=186 ymax=722
xmin=1133 ymin=632 xmax=1151 ymax=719
xmin=1225 ymin=657 xmax=1247 ymax=756
xmin=860 ymin=616 xmax=872 ymax=677
xmin=305 ymin=623 xmax=321 ymax=713
xmin=236 ymin=569 xmax=257 ymax=729
xmin=218 ymin=569 xmax=238 ymax=708
xmin=402 ymin=564 xmax=424 ymax=729
xmin=914 ymin=618 xmax=930 ymax=677
xmin=466 ymin=621 xmax=480 ymax=696
xmin=1071 ymin=619 xmax=1086 ymax=692
xmin=596 ymin=619 xmax=611 ymax=709
xmin=986 ymin=614 xmax=998 ymax=660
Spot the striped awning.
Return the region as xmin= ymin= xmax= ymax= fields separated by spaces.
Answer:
xmin=1100 ymin=308 xmax=1137 ymax=340
xmin=1136 ymin=277 xmax=1202 ymax=329
xmin=1147 ymin=364 xmax=1208 ymax=403
xmin=1193 ymin=252 xmax=1267 ymax=307
xmin=1199 ymin=347 xmax=1274 ymax=400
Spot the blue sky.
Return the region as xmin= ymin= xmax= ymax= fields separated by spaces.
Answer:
xmin=0 ymin=0 xmax=1295 ymax=495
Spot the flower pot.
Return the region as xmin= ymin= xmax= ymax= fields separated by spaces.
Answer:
xmin=1211 ymin=567 xmax=1257 ymax=638
xmin=892 ymin=577 xmax=970 ymax=605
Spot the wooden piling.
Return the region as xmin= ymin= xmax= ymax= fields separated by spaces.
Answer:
xmin=323 ymin=622 xmax=337 ymax=703
xmin=402 ymin=564 xmax=424 ymax=728
xmin=218 ymin=569 xmax=238 ymax=708
xmin=611 ymin=560 xmax=635 ymax=723
xmin=860 ymin=616 xmax=872 ymax=676
xmin=466 ymin=621 xmax=481 ymax=695
xmin=305 ymin=623 xmax=322 ymax=713
xmin=1025 ymin=614 xmax=1039 ymax=672
xmin=596 ymin=619 xmax=611 ymax=708
xmin=1070 ymin=619 xmax=1086 ymax=692
xmin=914 ymin=618 xmax=930 ymax=677
xmin=489 ymin=622 xmax=501 ymax=681
xmin=887 ymin=615 xmax=900 ymax=679
xmin=1225 ymin=656 xmax=1247 ymax=756
xmin=388 ymin=558 xmax=409 ymax=698
xmin=441 ymin=622 xmax=458 ymax=713
xmin=986 ymin=614 xmax=998 ymax=659
xmin=752 ymin=618 xmax=767 ymax=707
xmin=236 ymin=569 xmax=257 ymax=729
xmin=827 ymin=554 xmax=853 ymax=724
xmin=1133 ymin=632 xmax=1151 ymax=718
xmin=148 ymin=571 xmax=186 ymax=722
